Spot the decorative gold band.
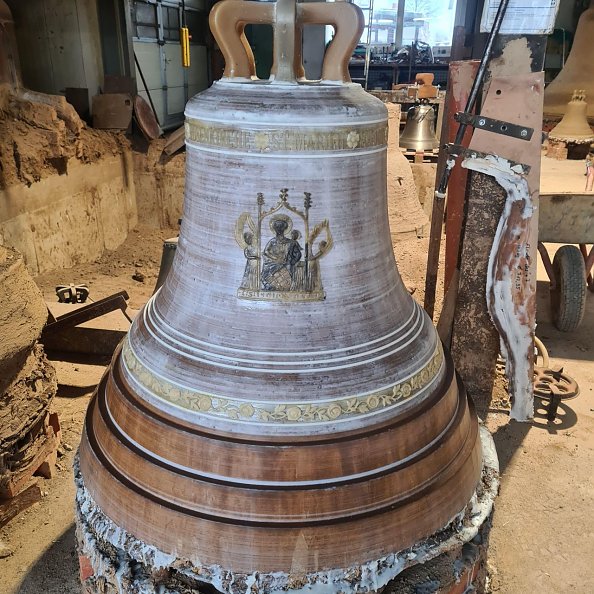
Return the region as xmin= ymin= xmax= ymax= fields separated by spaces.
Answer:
xmin=185 ymin=118 xmax=388 ymax=153
xmin=120 ymin=339 xmax=444 ymax=424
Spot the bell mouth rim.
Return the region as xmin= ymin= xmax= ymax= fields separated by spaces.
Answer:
xmin=75 ymin=425 xmax=495 ymax=591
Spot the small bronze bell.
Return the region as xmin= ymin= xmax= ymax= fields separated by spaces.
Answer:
xmin=549 ymin=90 xmax=594 ymax=143
xmin=399 ymin=102 xmax=440 ymax=152
xmin=544 ymin=1 xmax=594 ymax=118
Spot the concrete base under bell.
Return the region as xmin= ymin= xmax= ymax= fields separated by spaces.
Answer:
xmin=75 ymin=427 xmax=498 ymax=594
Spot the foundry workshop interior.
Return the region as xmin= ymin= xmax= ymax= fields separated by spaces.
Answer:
xmin=1 ymin=0 xmax=594 ymax=593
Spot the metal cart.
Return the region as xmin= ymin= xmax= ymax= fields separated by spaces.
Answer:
xmin=538 ymin=192 xmax=594 ymax=331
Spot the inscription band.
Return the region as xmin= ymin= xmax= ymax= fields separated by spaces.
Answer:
xmin=185 ymin=119 xmax=388 ymax=153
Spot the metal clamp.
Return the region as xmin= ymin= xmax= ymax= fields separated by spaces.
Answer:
xmin=454 ymin=112 xmax=534 ymax=141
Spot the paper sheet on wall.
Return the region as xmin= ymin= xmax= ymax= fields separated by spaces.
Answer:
xmin=481 ymin=0 xmax=560 ymax=35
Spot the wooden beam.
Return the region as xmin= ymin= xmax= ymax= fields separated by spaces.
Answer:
xmin=442 ymin=60 xmax=479 ymax=293
xmin=424 ymin=60 xmax=478 ymax=318
xmin=450 ymin=34 xmax=546 ymax=418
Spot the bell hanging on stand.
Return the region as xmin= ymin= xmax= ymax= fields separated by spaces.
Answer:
xmin=399 ymin=99 xmax=440 ymax=152
xmin=75 ymin=1 xmax=492 ymax=593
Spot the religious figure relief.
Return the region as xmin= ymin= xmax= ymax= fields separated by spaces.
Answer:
xmin=235 ymin=189 xmax=333 ymax=301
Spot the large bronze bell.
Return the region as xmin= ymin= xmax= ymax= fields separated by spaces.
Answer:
xmin=545 ymin=1 xmax=594 ymax=118
xmin=78 ymin=0 xmax=481 ymax=591
xmin=399 ymin=102 xmax=440 ymax=152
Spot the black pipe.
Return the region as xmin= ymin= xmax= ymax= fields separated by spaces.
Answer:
xmin=435 ymin=0 xmax=511 ymax=196
xmin=134 ymin=51 xmax=161 ymax=127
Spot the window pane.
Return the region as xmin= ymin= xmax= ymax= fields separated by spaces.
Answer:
xmin=133 ymin=1 xmax=157 ymax=38
xmin=137 ymin=25 xmax=158 ymax=39
xmin=163 ymin=7 xmax=180 ymax=41
xmin=168 ymin=8 xmax=179 ymax=29
xmin=164 ymin=28 xmax=180 ymax=41
xmin=134 ymin=2 xmax=156 ymax=26
xmin=349 ymin=0 xmax=458 ymax=49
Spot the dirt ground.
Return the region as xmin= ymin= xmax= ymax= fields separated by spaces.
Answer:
xmin=0 ymin=226 xmax=592 ymax=593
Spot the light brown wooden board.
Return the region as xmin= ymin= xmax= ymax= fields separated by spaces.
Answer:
xmin=452 ymin=72 xmax=543 ymax=419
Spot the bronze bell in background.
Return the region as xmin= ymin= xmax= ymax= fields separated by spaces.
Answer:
xmin=548 ymin=90 xmax=594 ymax=143
xmin=544 ymin=0 xmax=594 ymax=118
xmin=399 ymin=101 xmax=440 ymax=152
xmin=76 ymin=1 xmax=485 ymax=592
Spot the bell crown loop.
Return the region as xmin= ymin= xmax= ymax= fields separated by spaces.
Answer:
xmin=209 ymin=0 xmax=364 ymax=83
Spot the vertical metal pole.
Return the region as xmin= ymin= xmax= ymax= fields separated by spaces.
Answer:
xmin=395 ymin=0 xmax=405 ymax=48
xmin=362 ymin=0 xmax=375 ymax=90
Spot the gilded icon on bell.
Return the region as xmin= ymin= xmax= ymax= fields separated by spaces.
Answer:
xmin=235 ymin=190 xmax=333 ymax=301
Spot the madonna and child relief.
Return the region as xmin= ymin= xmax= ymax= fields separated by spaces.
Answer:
xmin=235 ymin=189 xmax=333 ymax=302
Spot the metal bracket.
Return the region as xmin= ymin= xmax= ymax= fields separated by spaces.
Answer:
xmin=445 ymin=144 xmax=531 ymax=175
xmin=454 ymin=112 xmax=534 ymax=141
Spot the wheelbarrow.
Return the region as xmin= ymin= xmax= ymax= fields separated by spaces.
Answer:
xmin=538 ymin=192 xmax=594 ymax=331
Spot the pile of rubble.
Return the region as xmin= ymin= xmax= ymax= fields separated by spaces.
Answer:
xmin=0 ymin=83 xmax=127 ymax=188
xmin=0 ymin=245 xmax=58 ymax=529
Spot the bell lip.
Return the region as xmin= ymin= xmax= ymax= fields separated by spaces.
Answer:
xmin=75 ymin=425 xmax=492 ymax=593
xmin=548 ymin=133 xmax=594 ymax=142
xmin=74 ymin=384 xmax=480 ymax=573
xmin=98 ymin=339 xmax=458 ymax=446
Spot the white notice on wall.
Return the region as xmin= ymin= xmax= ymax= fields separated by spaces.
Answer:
xmin=481 ymin=0 xmax=560 ymax=35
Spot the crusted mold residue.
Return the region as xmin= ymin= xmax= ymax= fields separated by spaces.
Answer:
xmin=462 ymin=154 xmax=536 ymax=422
xmin=75 ymin=427 xmax=499 ymax=594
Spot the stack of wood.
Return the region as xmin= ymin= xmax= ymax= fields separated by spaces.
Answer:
xmin=0 ymin=245 xmax=59 ymax=528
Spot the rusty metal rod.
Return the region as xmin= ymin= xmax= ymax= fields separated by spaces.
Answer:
xmin=134 ymin=51 xmax=161 ymax=127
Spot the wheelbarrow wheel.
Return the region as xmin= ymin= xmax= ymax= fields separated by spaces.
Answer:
xmin=551 ymin=245 xmax=587 ymax=332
